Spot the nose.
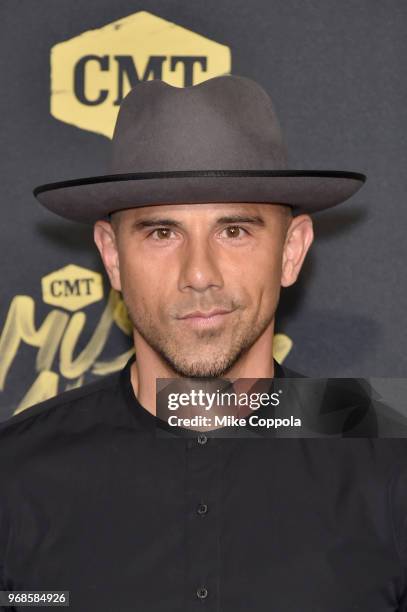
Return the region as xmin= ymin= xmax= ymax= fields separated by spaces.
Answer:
xmin=178 ymin=236 xmax=224 ymax=293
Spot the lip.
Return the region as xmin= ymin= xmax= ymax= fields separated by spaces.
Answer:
xmin=178 ymin=309 xmax=232 ymax=328
xmin=181 ymin=309 xmax=231 ymax=319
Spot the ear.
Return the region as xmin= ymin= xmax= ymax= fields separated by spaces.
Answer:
xmin=281 ymin=214 xmax=314 ymax=287
xmin=93 ymin=220 xmax=122 ymax=292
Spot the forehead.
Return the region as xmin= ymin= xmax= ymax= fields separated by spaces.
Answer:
xmin=115 ymin=202 xmax=289 ymax=223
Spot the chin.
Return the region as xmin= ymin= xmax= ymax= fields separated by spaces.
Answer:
xmin=171 ymin=356 xmax=233 ymax=379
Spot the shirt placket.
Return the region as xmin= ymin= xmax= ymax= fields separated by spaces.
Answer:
xmin=185 ymin=433 xmax=221 ymax=611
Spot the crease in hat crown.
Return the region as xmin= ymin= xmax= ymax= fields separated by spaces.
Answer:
xmin=32 ymin=73 xmax=366 ymax=224
xmin=109 ymin=75 xmax=289 ymax=174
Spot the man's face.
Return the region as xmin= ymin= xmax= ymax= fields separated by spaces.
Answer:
xmin=94 ymin=203 xmax=313 ymax=377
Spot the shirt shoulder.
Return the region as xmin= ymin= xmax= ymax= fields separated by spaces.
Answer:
xmin=279 ymin=362 xmax=306 ymax=377
xmin=0 ymin=369 xmax=122 ymax=439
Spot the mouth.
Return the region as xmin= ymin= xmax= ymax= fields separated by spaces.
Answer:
xmin=178 ymin=309 xmax=233 ymax=329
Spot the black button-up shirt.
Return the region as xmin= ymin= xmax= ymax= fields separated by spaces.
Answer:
xmin=0 ymin=354 xmax=407 ymax=611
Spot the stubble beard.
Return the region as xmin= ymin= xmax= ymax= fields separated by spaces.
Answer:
xmin=124 ymin=301 xmax=275 ymax=378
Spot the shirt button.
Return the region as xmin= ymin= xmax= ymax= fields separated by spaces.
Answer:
xmin=197 ymin=434 xmax=208 ymax=445
xmin=197 ymin=503 xmax=208 ymax=516
xmin=196 ymin=586 xmax=208 ymax=599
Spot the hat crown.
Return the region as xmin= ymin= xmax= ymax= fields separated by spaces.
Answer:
xmin=110 ymin=75 xmax=288 ymax=173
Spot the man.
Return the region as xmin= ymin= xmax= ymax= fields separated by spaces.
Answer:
xmin=0 ymin=75 xmax=406 ymax=611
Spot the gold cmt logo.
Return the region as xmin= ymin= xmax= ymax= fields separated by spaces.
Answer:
xmin=42 ymin=264 xmax=103 ymax=311
xmin=50 ymin=10 xmax=231 ymax=137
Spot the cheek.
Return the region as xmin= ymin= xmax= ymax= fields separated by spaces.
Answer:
xmin=236 ymin=255 xmax=282 ymax=293
xmin=258 ymin=271 xmax=283 ymax=318
xmin=256 ymin=271 xmax=282 ymax=306
xmin=119 ymin=254 xmax=169 ymax=310
xmin=226 ymin=270 xmax=281 ymax=319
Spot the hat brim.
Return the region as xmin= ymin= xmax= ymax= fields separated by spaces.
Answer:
xmin=33 ymin=170 xmax=366 ymax=224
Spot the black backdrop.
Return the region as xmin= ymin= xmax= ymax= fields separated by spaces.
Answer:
xmin=1 ymin=0 xmax=406 ymax=420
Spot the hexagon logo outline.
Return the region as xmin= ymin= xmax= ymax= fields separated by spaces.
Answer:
xmin=41 ymin=264 xmax=104 ymax=312
xmin=50 ymin=10 xmax=231 ymax=138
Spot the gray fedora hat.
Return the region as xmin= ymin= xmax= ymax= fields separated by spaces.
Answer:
xmin=33 ymin=74 xmax=366 ymax=224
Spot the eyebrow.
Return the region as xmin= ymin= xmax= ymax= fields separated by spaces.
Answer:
xmin=130 ymin=214 xmax=266 ymax=231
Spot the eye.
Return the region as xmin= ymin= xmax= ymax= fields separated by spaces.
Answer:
xmin=148 ymin=228 xmax=176 ymax=240
xmin=147 ymin=225 xmax=250 ymax=241
xmin=220 ymin=226 xmax=249 ymax=239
